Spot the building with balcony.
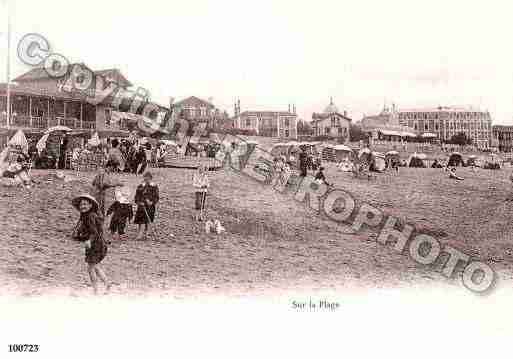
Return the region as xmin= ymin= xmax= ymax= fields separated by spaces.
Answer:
xmin=311 ymin=98 xmax=352 ymax=143
xmin=492 ymin=125 xmax=513 ymax=152
xmin=0 ymin=64 xmax=168 ymax=141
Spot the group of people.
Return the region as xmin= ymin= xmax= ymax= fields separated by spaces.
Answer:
xmin=72 ymin=161 xmax=161 ymax=294
xmin=72 ymin=160 xmax=215 ymax=295
xmin=1 ymin=144 xmax=37 ymax=188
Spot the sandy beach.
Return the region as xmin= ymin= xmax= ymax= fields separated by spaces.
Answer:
xmin=1 ymin=162 xmax=511 ymax=298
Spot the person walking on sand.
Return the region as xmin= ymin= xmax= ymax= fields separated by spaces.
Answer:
xmin=71 ymin=194 xmax=111 ymax=295
xmin=134 ymin=172 xmax=159 ymax=240
xmin=92 ymin=162 xmax=124 ymax=218
xmin=193 ymin=165 xmax=210 ymax=221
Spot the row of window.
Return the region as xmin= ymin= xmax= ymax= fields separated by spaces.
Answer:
xmin=398 ymin=112 xmax=489 ymax=120
xmin=244 ymin=117 xmax=292 ymax=127
xmin=409 ymin=121 xmax=490 ymax=131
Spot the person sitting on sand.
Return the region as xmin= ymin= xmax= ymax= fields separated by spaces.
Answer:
xmin=106 ymin=187 xmax=134 ymax=241
xmin=134 ymin=172 xmax=160 ymax=239
xmin=192 ymin=165 xmax=210 ymax=222
xmin=449 ymin=167 xmax=464 ymax=181
xmin=71 ymin=194 xmax=111 ymax=295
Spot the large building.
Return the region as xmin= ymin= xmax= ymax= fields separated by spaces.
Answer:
xmin=360 ymin=104 xmax=493 ymax=148
xmin=396 ymin=105 xmax=492 ymax=148
xmin=311 ymin=98 xmax=352 ymax=143
xmin=173 ymin=96 xmax=228 ymax=129
xmin=231 ymin=100 xmax=298 ymax=139
xmin=0 ymin=64 xmax=168 ymax=138
xmin=492 ymin=125 xmax=513 ymax=152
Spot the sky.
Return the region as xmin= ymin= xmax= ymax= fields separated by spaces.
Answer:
xmin=1 ymin=0 xmax=513 ymax=124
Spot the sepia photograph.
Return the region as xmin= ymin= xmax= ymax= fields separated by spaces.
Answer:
xmin=1 ymin=0 xmax=512 ymax=357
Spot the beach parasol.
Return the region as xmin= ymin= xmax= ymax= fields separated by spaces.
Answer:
xmin=88 ymin=132 xmax=101 ymax=147
xmin=36 ymin=133 xmax=50 ymax=153
xmin=386 ymin=150 xmax=399 ymax=155
xmin=44 ymin=125 xmax=72 ymax=134
xmin=8 ymin=130 xmax=28 ymax=154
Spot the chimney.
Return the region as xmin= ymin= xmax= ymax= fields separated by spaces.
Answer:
xmin=293 ymin=104 xmax=296 ymax=114
xmin=343 ymin=110 xmax=347 ymax=117
xmin=288 ymin=104 xmax=291 ymax=112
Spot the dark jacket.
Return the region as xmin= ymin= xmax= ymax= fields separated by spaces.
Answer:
xmin=107 ymin=201 xmax=134 ymax=225
xmin=134 ymin=182 xmax=159 ymax=206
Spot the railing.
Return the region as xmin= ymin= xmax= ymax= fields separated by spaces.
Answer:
xmin=0 ymin=115 xmax=96 ymax=130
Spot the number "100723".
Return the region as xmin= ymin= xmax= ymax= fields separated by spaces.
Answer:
xmin=8 ymin=344 xmax=39 ymax=352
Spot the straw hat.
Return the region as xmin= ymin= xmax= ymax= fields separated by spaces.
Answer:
xmin=71 ymin=194 xmax=99 ymax=212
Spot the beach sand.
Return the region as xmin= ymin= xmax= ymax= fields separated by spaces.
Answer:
xmin=1 ymin=165 xmax=512 ymax=297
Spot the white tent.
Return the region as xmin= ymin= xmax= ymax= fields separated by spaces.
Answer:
xmin=8 ymin=130 xmax=28 ymax=154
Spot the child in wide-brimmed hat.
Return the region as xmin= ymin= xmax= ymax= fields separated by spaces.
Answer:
xmin=71 ymin=194 xmax=111 ymax=295
xmin=106 ymin=186 xmax=134 ymax=241
xmin=134 ymin=172 xmax=159 ymax=240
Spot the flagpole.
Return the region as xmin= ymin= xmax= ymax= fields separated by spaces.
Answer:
xmin=6 ymin=0 xmax=11 ymax=128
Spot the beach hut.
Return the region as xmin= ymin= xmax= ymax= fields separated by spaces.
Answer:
xmin=334 ymin=145 xmax=353 ymax=162
xmin=407 ymin=153 xmax=427 ymax=168
xmin=448 ymin=152 xmax=464 ymax=167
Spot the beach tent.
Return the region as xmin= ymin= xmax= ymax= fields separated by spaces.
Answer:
xmin=7 ymin=130 xmax=29 ymax=154
xmin=407 ymin=153 xmax=427 ymax=168
xmin=385 ymin=150 xmax=400 ymax=163
xmin=448 ymin=152 xmax=464 ymax=167
xmin=333 ymin=145 xmax=353 ymax=162
xmin=466 ymin=155 xmax=477 ymax=167
xmin=270 ymin=143 xmax=287 ymax=156
xmin=370 ymin=152 xmax=386 ymax=172
xmin=483 ymin=154 xmax=501 ymax=169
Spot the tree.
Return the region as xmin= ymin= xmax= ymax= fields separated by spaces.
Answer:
xmin=349 ymin=124 xmax=367 ymax=142
xmin=449 ymin=132 xmax=473 ymax=146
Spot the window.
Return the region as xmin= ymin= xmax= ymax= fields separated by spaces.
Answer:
xmin=285 ymin=118 xmax=290 ymax=127
xmin=338 ymin=127 xmax=343 ymax=134
xmin=105 ymin=108 xmax=112 ymax=126
xmin=325 ymin=127 xmax=330 ymax=134
xmin=245 ymin=118 xmax=251 ymax=127
xmin=285 ymin=130 xmax=290 ymax=137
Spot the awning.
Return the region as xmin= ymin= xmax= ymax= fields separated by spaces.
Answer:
xmin=379 ymin=129 xmax=402 ymax=136
xmin=421 ymin=132 xmax=437 ymax=138
xmin=401 ymin=132 xmax=417 ymax=137
xmin=334 ymin=145 xmax=352 ymax=152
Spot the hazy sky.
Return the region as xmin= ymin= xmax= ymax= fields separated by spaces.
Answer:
xmin=1 ymin=0 xmax=513 ymax=124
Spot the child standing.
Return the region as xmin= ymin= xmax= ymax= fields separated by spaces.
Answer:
xmin=71 ymin=194 xmax=110 ymax=295
xmin=134 ymin=172 xmax=159 ymax=240
xmin=193 ymin=165 xmax=210 ymax=221
xmin=106 ymin=187 xmax=134 ymax=241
